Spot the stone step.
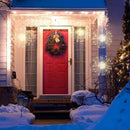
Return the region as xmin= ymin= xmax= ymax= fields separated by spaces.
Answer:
xmin=33 ymin=98 xmax=71 ymax=104
xmin=33 ymin=110 xmax=70 ymax=114
xmin=39 ymin=95 xmax=71 ymax=99
xmin=31 ymin=97 xmax=72 ymax=111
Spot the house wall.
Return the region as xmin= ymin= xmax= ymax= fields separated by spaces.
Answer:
xmin=10 ymin=12 xmax=102 ymax=94
xmin=106 ymin=0 xmax=124 ymax=60
xmin=0 ymin=11 xmax=8 ymax=86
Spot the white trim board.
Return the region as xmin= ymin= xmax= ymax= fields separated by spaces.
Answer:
xmin=37 ymin=26 xmax=73 ymax=97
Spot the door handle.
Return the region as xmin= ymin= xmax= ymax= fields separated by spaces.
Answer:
xmin=68 ymin=58 xmax=72 ymax=65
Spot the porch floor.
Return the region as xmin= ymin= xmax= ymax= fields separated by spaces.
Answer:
xmin=33 ymin=119 xmax=72 ymax=125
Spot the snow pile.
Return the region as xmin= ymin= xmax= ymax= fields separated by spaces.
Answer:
xmin=83 ymin=93 xmax=103 ymax=105
xmin=71 ymin=90 xmax=90 ymax=105
xmin=0 ymin=104 xmax=29 ymax=113
xmin=88 ymin=81 xmax=130 ymax=130
xmin=71 ymin=90 xmax=103 ymax=105
xmin=70 ymin=105 xmax=108 ymax=125
xmin=0 ymin=123 xmax=87 ymax=130
xmin=0 ymin=104 xmax=35 ymax=128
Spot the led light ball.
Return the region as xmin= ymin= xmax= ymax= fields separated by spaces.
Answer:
xmin=99 ymin=34 xmax=106 ymax=42
xmin=120 ymin=55 xmax=124 ymax=59
xmin=19 ymin=34 xmax=26 ymax=42
xmin=98 ymin=61 xmax=106 ymax=70
xmin=76 ymin=28 xmax=85 ymax=37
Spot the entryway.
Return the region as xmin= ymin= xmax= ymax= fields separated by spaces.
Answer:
xmin=43 ymin=29 xmax=68 ymax=94
xmin=37 ymin=27 xmax=73 ymax=96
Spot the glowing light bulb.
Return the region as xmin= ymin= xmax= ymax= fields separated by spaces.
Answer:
xmin=99 ymin=34 xmax=106 ymax=42
xmin=76 ymin=28 xmax=85 ymax=37
xmin=12 ymin=11 xmax=16 ymax=14
xmin=98 ymin=61 xmax=106 ymax=70
xmin=120 ymin=55 xmax=124 ymax=59
xmin=19 ymin=34 xmax=25 ymax=42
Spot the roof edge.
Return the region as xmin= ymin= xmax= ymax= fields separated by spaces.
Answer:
xmin=10 ymin=7 xmax=107 ymax=11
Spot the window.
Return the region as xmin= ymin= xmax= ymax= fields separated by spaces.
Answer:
xmin=25 ymin=27 xmax=37 ymax=96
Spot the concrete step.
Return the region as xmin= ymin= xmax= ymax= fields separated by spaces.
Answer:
xmin=31 ymin=96 xmax=72 ymax=119
xmin=33 ymin=110 xmax=70 ymax=114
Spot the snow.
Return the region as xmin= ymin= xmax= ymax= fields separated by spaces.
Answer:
xmin=0 ymin=104 xmax=35 ymax=128
xmin=71 ymin=90 xmax=103 ymax=105
xmin=70 ymin=105 xmax=108 ymax=125
xmin=88 ymin=81 xmax=130 ymax=130
xmin=1 ymin=81 xmax=130 ymax=130
xmin=0 ymin=123 xmax=87 ymax=130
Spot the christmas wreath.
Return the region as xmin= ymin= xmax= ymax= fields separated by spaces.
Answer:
xmin=45 ymin=31 xmax=67 ymax=55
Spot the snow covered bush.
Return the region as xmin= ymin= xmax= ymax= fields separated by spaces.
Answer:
xmin=71 ymin=90 xmax=103 ymax=106
xmin=71 ymin=90 xmax=91 ymax=105
xmin=83 ymin=93 xmax=103 ymax=105
xmin=0 ymin=104 xmax=35 ymax=128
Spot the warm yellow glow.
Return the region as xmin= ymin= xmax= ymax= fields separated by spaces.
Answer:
xmin=12 ymin=11 xmax=16 ymax=14
xmin=76 ymin=28 xmax=85 ymax=37
xmin=54 ymin=12 xmax=57 ymax=15
xmin=85 ymin=12 xmax=88 ymax=15
xmin=120 ymin=55 xmax=124 ymax=59
xmin=93 ymin=11 xmax=96 ymax=14
xmin=18 ymin=34 xmax=26 ymax=42
xmin=69 ymin=12 xmax=73 ymax=14
xmin=98 ymin=61 xmax=106 ymax=70
xmin=98 ymin=12 xmax=105 ymax=26
xmin=99 ymin=34 xmax=106 ymax=42
xmin=81 ymin=11 xmax=85 ymax=14
xmin=7 ymin=17 xmax=11 ymax=71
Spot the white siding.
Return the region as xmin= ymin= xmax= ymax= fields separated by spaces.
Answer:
xmin=0 ymin=11 xmax=7 ymax=86
xmin=106 ymin=0 xmax=124 ymax=59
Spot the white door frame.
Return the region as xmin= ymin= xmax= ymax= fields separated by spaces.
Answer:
xmin=37 ymin=26 xmax=73 ymax=97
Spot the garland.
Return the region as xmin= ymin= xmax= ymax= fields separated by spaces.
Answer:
xmin=45 ymin=31 xmax=67 ymax=55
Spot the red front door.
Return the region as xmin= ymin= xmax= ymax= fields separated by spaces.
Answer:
xmin=43 ymin=30 xmax=68 ymax=94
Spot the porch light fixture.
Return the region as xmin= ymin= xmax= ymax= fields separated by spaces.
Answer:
xmin=99 ymin=34 xmax=106 ymax=42
xmin=19 ymin=34 xmax=25 ymax=42
xmin=76 ymin=28 xmax=85 ymax=37
xmin=98 ymin=61 xmax=106 ymax=70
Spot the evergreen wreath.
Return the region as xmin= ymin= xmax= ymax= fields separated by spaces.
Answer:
xmin=45 ymin=31 xmax=67 ymax=55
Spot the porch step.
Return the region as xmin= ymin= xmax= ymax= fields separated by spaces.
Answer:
xmin=31 ymin=96 xmax=72 ymax=119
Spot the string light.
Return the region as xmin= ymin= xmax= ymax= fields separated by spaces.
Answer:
xmin=12 ymin=11 xmax=16 ymax=14
xmin=98 ymin=61 xmax=106 ymax=70
xmin=120 ymin=55 xmax=124 ymax=59
xmin=76 ymin=28 xmax=85 ymax=37
xmin=99 ymin=34 xmax=106 ymax=42
xmin=18 ymin=34 xmax=26 ymax=42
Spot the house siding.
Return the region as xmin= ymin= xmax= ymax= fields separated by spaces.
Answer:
xmin=106 ymin=0 xmax=124 ymax=59
xmin=0 ymin=11 xmax=8 ymax=86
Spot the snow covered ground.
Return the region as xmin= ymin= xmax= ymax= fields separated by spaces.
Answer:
xmin=0 ymin=81 xmax=130 ymax=130
xmin=70 ymin=105 xmax=108 ymax=125
xmin=88 ymin=81 xmax=130 ymax=130
xmin=0 ymin=104 xmax=35 ymax=128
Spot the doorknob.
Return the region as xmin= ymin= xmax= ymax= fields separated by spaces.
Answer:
xmin=68 ymin=58 xmax=72 ymax=65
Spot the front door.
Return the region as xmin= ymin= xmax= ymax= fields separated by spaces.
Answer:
xmin=43 ymin=29 xmax=68 ymax=94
